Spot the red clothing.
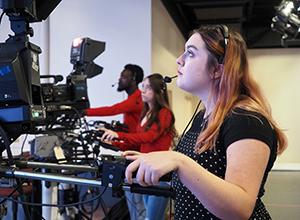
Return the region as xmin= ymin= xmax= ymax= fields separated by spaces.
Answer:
xmin=115 ymin=108 xmax=174 ymax=153
xmin=86 ymin=89 xmax=143 ymax=133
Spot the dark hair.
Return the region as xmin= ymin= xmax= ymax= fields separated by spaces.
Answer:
xmin=124 ymin=64 xmax=144 ymax=85
xmin=140 ymin=73 xmax=176 ymax=137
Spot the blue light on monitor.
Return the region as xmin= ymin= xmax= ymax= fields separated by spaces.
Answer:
xmin=0 ymin=65 xmax=12 ymax=77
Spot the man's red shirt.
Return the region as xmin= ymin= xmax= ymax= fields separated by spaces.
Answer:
xmin=86 ymin=89 xmax=143 ymax=133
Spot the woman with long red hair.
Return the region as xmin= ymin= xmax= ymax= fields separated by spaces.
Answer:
xmin=123 ymin=25 xmax=287 ymax=219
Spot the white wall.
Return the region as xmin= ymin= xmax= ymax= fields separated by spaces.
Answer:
xmin=49 ymin=0 xmax=152 ymax=122
xmin=249 ymin=49 xmax=300 ymax=166
xmin=151 ymin=0 xmax=199 ymax=133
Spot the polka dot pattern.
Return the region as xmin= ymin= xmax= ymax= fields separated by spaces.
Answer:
xmin=171 ymin=111 xmax=273 ymax=219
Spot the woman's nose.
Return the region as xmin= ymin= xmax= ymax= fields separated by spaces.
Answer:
xmin=176 ymin=54 xmax=184 ymax=66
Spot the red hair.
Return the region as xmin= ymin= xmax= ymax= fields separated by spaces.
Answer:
xmin=140 ymin=73 xmax=177 ymax=138
xmin=193 ymin=26 xmax=287 ymax=154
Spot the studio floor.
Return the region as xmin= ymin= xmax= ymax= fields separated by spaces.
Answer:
xmin=1 ymin=170 xmax=298 ymax=219
xmin=97 ymin=171 xmax=300 ymax=220
xmin=263 ymin=171 xmax=300 ymax=219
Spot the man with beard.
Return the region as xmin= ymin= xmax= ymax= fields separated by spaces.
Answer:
xmin=85 ymin=64 xmax=145 ymax=220
xmin=86 ymin=64 xmax=144 ymax=136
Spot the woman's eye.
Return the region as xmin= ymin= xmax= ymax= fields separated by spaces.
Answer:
xmin=187 ymin=50 xmax=194 ymax=56
xmin=183 ymin=50 xmax=193 ymax=59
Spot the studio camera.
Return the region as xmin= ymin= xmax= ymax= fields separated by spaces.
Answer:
xmin=0 ymin=0 xmax=105 ymax=153
xmin=0 ymin=0 xmax=63 ymax=141
xmin=40 ymin=37 xmax=105 ymax=121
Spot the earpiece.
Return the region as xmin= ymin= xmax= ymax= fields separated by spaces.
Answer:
xmin=132 ymin=72 xmax=136 ymax=81
xmin=218 ymin=25 xmax=229 ymax=64
xmin=162 ymin=80 xmax=167 ymax=91
xmin=219 ymin=25 xmax=229 ymax=49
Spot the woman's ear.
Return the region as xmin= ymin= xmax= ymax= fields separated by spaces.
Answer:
xmin=210 ymin=64 xmax=223 ymax=79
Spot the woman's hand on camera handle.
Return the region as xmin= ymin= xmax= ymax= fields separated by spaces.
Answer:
xmin=125 ymin=151 xmax=184 ymax=186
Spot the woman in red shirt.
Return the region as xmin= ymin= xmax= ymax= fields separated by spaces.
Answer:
xmin=100 ymin=73 xmax=176 ymax=220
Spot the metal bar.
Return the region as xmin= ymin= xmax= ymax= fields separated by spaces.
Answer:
xmin=3 ymin=169 xmax=102 ymax=187
xmin=16 ymin=161 xmax=98 ymax=172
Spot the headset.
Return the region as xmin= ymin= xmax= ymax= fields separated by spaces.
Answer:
xmin=217 ymin=24 xmax=229 ymax=64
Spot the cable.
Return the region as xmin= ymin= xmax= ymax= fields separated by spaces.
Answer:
xmin=163 ymin=100 xmax=202 ymax=219
xmin=0 ymin=11 xmax=5 ymax=26
xmin=31 ymin=206 xmax=46 ymax=220
xmin=168 ymin=198 xmax=173 ymax=220
xmin=81 ymin=187 xmax=101 ymax=215
xmin=0 ymin=125 xmax=32 ymax=220
xmin=5 ymin=186 xmax=107 ymax=208
xmin=0 ymin=180 xmax=26 ymax=205
xmin=98 ymin=197 xmax=108 ymax=217
xmin=71 ymin=107 xmax=83 ymax=128
xmin=0 ymin=168 xmax=40 ymax=205
xmin=0 ymin=125 xmax=13 ymax=164
xmin=20 ymin=134 xmax=28 ymax=156
xmin=165 ymin=100 xmax=202 ymax=219
xmin=82 ymin=117 xmax=90 ymax=131
xmin=175 ymin=100 xmax=202 ymax=148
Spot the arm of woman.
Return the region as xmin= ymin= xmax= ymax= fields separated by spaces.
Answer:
xmin=117 ymin=108 xmax=172 ymax=145
xmin=98 ymin=128 xmax=140 ymax=151
xmin=177 ymin=139 xmax=269 ymax=220
xmin=112 ymin=141 xmax=140 ymax=152
xmin=125 ymin=139 xmax=270 ymax=220
xmin=99 ymin=121 xmax=163 ymax=144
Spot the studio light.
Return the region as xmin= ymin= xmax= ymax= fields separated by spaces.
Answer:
xmin=271 ymin=0 xmax=300 ymax=46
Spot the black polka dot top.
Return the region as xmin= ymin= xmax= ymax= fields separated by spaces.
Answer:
xmin=172 ymin=108 xmax=277 ymax=219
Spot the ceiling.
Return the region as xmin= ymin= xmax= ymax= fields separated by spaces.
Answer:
xmin=161 ymin=0 xmax=286 ymax=48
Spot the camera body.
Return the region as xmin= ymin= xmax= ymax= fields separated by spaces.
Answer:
xmin=0 ymin=0 xmax=105 ymax=152
xmin=41 ymin=74 xmax=89 ymax=112
xmin=41 ymin=37 xmax=105 ymax=114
